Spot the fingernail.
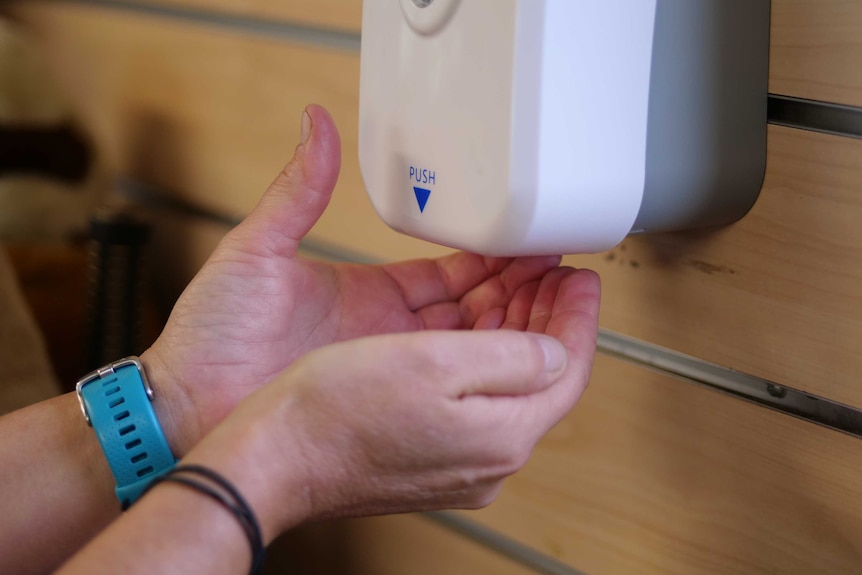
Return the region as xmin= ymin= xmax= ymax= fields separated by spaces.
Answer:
xmin=301 ymin=111 xmax=312 ymax=145
xmin=538 ymin=336 xmax=567 ymax=375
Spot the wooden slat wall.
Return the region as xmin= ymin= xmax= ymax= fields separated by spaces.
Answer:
xmin=9 ymin=2 xmax=862 ymax=406
xmin=465 ymin=354 xmax=862 ymax=575
xmin=771 ymin=0 xmax=862 ymax=106
xmin=132 ymin=0 xmax=363 ymax=32
xmin=120 ymin=0 xmax=862 ymax=107
xmin=6 ymin=1 xmax=862 ymax=574
xmin=566 ymin=127 xmax=862 ymax=407
xmin=3 ymin=2 xmax=439 ymax=266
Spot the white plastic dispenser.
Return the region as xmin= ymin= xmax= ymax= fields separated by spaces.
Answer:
xmin=359 ymin=0 xmax=770 ymax=256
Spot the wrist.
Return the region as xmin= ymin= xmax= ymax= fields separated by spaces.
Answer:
xmin=181 ymin=395 xmax=314 ymax=542
xmin=139 ymin=348 xmax=200 ymax=458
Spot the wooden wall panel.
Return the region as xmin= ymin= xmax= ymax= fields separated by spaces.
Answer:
xmin=770 ymin=0 xmax=862 ymax=107
xmin=9 ymin=2 xmax=862 ymax=408
xmin=464 ymin=354 xmax=862 ymax=575
xmin=141 ymin=210 xmax=862 ymax=575
xmin=99 ymin=0 xmax=862 ymax=108
xmin=6 ymin=2 xmax=862 ymax=575
xmin=266 ymin=514 xmax=533 ymax=575
xmin=566 ymin=126 xmax=862 ymax=408
xmin=128 ymin=0 xmax=362 ymax=32
xmin=5 ymin=2 xmax=446 ymax=264
xmin=17 ymin=0 xmax=862 ymax=131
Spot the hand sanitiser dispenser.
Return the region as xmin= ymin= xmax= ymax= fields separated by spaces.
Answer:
xmin=359 ymin=0 xmax=770 ymax=256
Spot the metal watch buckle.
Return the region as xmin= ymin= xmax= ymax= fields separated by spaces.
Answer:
xmin=75 ymin=357 xmax=155 ymax=426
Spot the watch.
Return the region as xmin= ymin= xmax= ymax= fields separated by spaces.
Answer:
xmin=76 ymin=357 xmax=177 ymax=509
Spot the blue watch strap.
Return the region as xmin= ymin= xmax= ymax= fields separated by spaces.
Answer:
xmin=76 ymin=357 xmax=177 ymax=509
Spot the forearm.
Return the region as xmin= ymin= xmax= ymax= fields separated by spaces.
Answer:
xmin=0 ymin=351 xmax=191 ymax=574
xmin=0 ymin=393 xmax=117 ymax=574
xmin=57 ymin=410 xmax=310 ymax=575
xmin=57 ymin=480 xmax=253 ymax=575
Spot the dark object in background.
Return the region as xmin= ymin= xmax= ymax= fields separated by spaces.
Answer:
xmin=86 ymin=208 xmax=151 ymax=371
xmin=0 ymin=123 xmax=92 ymax=183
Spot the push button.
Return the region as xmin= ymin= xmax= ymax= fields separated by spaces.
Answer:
xmin=399 ymin=0 xmax=460 ymax=35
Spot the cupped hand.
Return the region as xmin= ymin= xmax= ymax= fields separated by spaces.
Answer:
xmin=183 ymin=265 xmax=600 ymax=538
xmin=144 ymin=105 xmax=562 ymax=454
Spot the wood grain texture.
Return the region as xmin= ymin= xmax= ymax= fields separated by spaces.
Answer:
xmin=265 ymin=514 xmax=534 ymax=575
xmin=125 ymin=0 xmax=362 ymax=32
xmin=565 ymin=126 xmax=862 ymax=408
xmin=770 ymin=0 xmax=862 ymax=107
xmin=82 ymin=0 xmax=862 ymax=108
xmin=9 ymin=2 xmax=862 ymax=407
xmin=463 ymin=353 xmax=862 ymax=575
xmin=4 ymin=1 xmax=446 ymax=264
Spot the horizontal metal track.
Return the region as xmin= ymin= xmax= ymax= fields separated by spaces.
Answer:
xmin=56 ymin=0 xmax=362 ymax=51
xmin=424 ymin=512 xmax=587 ymax=575
xmin=597 ymin=330 xmax=862 ymax=439
xmin=119 ymin=178 xmax=380 ymax=264
xmin=769 ymin=95 xmax=862 ymax=140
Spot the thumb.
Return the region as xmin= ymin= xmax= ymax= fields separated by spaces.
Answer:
xmin=381 ymin=331 xmax=569 ymax=398
xmin=239 ymin=104 xmax=342 ymax=257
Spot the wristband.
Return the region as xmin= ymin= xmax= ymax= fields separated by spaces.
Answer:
xmin=76 ymin=357 xmax=177 ymax=509
xmin=141 ymin=465 xmax=266 ymax=575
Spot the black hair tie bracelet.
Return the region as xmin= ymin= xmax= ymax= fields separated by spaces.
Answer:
xmin=140 ymin=464 xmax=266 ymax=575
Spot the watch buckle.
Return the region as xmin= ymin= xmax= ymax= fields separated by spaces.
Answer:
xmin=75 ymin=357 xmax=154 ymax=426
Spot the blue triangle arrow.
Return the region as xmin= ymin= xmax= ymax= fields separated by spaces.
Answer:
xmin=414 ymin=187 xmax=431 ymax=213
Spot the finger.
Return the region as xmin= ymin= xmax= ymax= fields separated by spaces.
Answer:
xmin=500 ymin=280 xmax=541 ymax=331
xmin=526 ymin=267 xmax=577 ymax=334
xmin=520 ymin=269 xmax=602 ymax=431
xmin=545 ymin=269 xmax=601 ymax=376
xmin=234 ymin=104 xmax=342 ymax=258
xmin=393 ymin=331 xmax=568 ymax=398
xmin=458 ymin=256 xmax=564 ymax=328
xmin=381 ymin=254 xmax=560 ymax=313
xmin=381 ymin=253 xmax=510 ymax=312
xmin=474 ymin=308 xmax=506 ymax=331
xmin=418 ymin=304 xmax=507 ymax=331
xmin=416 ymin=302 xmax=462 ymax=330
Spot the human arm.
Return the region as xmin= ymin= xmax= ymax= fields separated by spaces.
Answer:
xmin=59 ymin=267 xmax=601 ymax=575
xmin=0 ymin=104 xmax=564 ymax=573
xmin=0 ymin=350 xmax=197 ymax=575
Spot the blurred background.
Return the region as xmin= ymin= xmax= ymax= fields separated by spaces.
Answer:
xmin=2 ymin=1 xmax=862 ymax=574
